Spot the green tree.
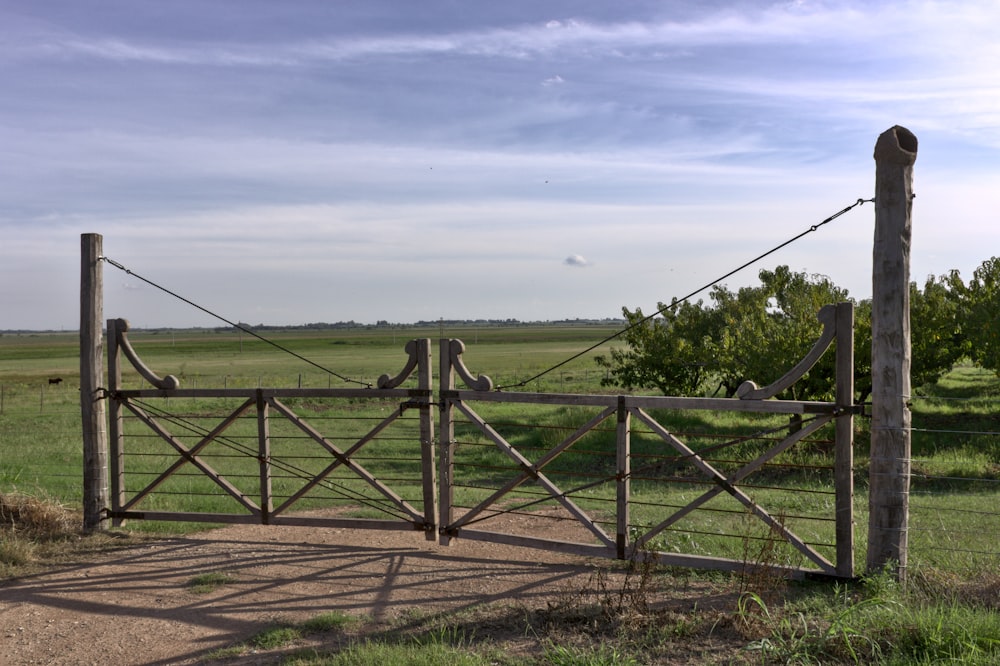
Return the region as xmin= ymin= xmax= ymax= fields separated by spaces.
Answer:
xmin=910 ymin=271 xmax=967 ymax=387
xmin=595 ymin=298 xmax=714 ymax=396
xmin=597 ymin=267 xmax=850 ymax=400
xmin=965 ymin=257 xmax=1000 ymax=374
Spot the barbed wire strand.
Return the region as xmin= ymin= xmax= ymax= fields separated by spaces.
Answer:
xmin=100 ymin=257 xmax=369 ymax=387
xmin=495 ymin=197 xmax=874 ymax=390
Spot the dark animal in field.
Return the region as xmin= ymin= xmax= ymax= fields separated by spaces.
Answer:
xmin=48 ymin=377 xmax=63 ymax=385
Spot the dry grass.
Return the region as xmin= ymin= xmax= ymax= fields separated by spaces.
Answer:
xmin=0 ymin=491 xmax=149 ymax=578
xmin=909 ymin=565 xmax=1000 ymax=610
xmin=0 ymin=491 xmax=78 ymax=538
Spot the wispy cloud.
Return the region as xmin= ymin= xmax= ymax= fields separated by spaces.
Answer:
xmin=13 ymin=2 xmax=996 ymax=68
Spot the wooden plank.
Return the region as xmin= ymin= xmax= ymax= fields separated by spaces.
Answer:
xmin=834 ymin=302 xmax=856 ymax=578
xmin=452 ymin=529 xmax=617 ymax=559
xmin=416 ymin=339 xmax=437 ymax=540
xmin=271 ymin=516 xmax=429 ymax=531
xmin=113 ymin=387 xmax=418 ymax=400
xmin=106 ymin=318 xmax=125 ymax=528
xmin=257 ymin=390 xmax=273 ymax=524
xmin=439 ymin=338 xmax=457 ymax=546
xmin=451 ymin=390 xmax=839 ymax=415
xmin=616 ymin=397 xmax=630 ymax=559
xmin=110 ymin=511 xmax=261 ymax=525
xmin=644 ymin=550 xmax=817 ymax=580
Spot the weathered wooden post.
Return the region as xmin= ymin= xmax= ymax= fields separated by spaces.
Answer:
xmin=867 ymin=126 xmax=917 ymax=579
xmin=438 ymin=339 xmax=456 ymax=546
xmin=80 ymin=233 xmax=108 ymax=531
xmin=416 ymin=339 xmax=437 ymax=540
xmin=834 ymin=302 xmax=855 ymax=579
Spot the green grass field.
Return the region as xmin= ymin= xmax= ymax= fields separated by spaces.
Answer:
xmin=2 ymin=324 xmax=999 ymax=665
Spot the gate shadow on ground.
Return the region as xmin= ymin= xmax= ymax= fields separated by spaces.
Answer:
xmin=1 ymin=532 xmax=613 ymax=665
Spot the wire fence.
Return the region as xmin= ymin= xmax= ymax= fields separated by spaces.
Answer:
xmin=905 ymin=394 xmax=1000 ymax=576
xmin=0 ymin=382 xmax=83 ymax=505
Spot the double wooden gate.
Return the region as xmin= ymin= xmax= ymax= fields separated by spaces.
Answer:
xmin=106 ymin=304 xmax=858 ymax=578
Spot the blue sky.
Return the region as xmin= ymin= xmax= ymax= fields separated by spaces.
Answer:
xmin=2 ymin=0 xmax=998 ymax=329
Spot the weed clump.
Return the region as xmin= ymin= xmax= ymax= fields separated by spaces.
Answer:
xmin=0 ymin=491 xmax=80 ymax=575
xmin=0 ymin=491 xmax=78 ymax=540
xmin=0 ymin=491 xmax=144 ymax=578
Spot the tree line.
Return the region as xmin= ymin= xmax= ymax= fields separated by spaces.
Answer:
xmin=596 ymin=258 xmax=1000 ymax=402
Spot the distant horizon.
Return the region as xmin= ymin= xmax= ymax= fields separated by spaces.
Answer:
xmin=0 ymin=316 xmax=629 ymax=336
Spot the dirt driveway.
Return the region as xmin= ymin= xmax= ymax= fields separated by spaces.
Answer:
xmin=1 ymin=514 xmax=740 ymax=665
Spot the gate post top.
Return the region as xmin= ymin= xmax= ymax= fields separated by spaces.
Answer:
xmin=874 ymin=126 xmax=918 ymax=165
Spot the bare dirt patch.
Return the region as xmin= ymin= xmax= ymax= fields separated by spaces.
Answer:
xmin=1 ymin=513 xmax=747 ymax=665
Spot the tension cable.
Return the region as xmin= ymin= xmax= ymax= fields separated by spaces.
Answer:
xmin=495 ymin=197 xmax=874 ymax=390
xmin=101 ymin=256 xmax=369 ymax=387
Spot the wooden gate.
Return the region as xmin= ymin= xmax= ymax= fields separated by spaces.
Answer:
xmin=104 ymin=303 xmax=857 ymax=579
xmin=438 ymin=303 xmax=857 ymax=579
xmin=106 ymin=318 xmax=437 ymax=538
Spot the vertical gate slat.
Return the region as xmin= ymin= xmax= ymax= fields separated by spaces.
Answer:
xmin=257 ymin=389 xmax=273 ymax=524
xmin=417 ymin=339 xmax=437 ymax=539
xmin=439 ymin=339 xmax=456 ymax=545
xmin=107 ymin=318 xmax=125 ymax=527
xmin=834 ymin=302 xmax=856 ymax=578
xmin=616 ymin=397 xmax=630 ymax=559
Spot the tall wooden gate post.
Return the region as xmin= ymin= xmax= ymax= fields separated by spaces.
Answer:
xmin=80 ymin=233 xmax=108 ymax=531
xmin=867 ymin=126 xmax=918 ymax=579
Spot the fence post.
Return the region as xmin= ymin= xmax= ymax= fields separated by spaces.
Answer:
xmin=80 ymin=233 xmax=108 ymax=531
xmin=834 ymin=302 xmax=855 ymax=578
xmin=867 ymin=126 xmax=918 ymax=580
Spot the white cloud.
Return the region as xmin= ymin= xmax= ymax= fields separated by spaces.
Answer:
xmin=564 ymin=254 xmax=590 ymax=267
